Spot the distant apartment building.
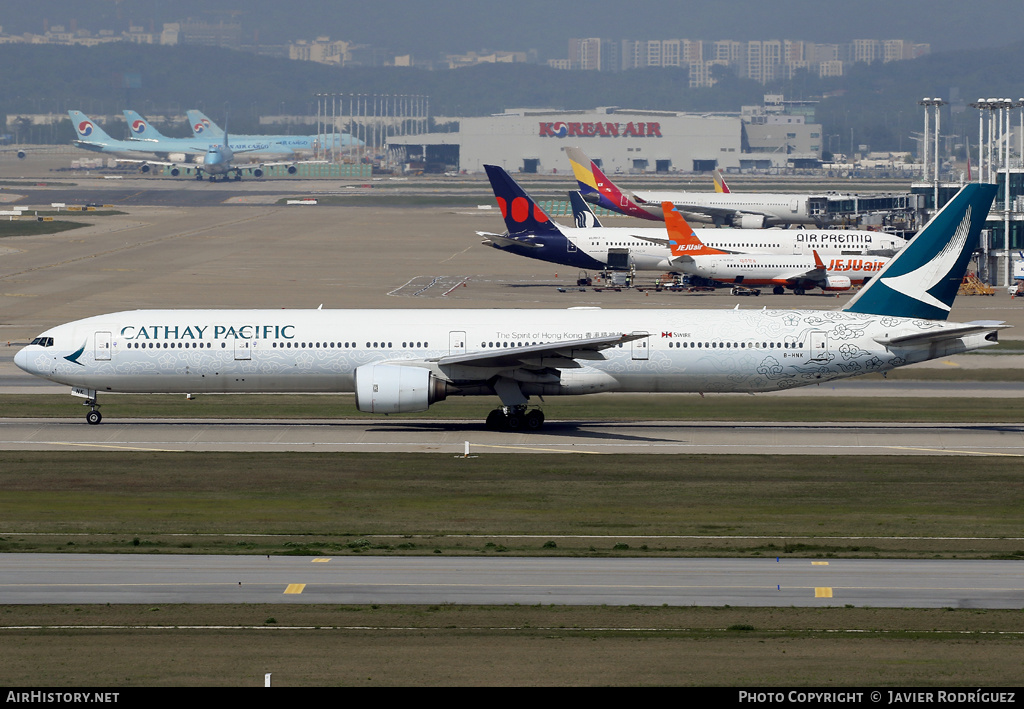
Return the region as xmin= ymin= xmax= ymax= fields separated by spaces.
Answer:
xmin=0 ymin=22 xmax=181 ymax=46
xmin=289 ymin=37 xmax=352 ymax=65
xmin=568 ymin=38 xmax=620 ymax=71
xmin=566 ymin=36 xmax=929 ymax=86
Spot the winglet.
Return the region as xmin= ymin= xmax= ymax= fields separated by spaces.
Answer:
xmin=662 ymin=202 xmax=728 ymax=257
xmin=842 ymin=183 xmax=998 ymax=320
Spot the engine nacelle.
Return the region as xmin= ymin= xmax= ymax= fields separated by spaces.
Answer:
xmin=140 ymin=164 xmax=151 ymax=173
xmin=253 ymin=168 xmax=264 ymax=178
xmin=824 ymin=275 xmax=852 ymax=291
xmin=286 ymin=165 xmax=297 ymax=175
xmin=16 ymin=150 xmax=26 ymax=160
xmin=170 ymin=168 xmax=180 ymax=177
xmin=735 ymin=214 xmax=767 ymax=229
xmin=354 ymin=363 xmax=447 ymax=414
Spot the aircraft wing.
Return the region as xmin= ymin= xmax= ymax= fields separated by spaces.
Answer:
xmin=773 ymin=250 xmax=827 ymax=287
xmin=72 ymin=140 xmax=113 ymax=153
xmin=772 ymin=265 xmax=825 ymax=289
xmin=656 ymin=202 xmax=759 ymax=221
xmin=477 ymin=231 xmax=543 ymax=249
xmin=115 ymin=158 xmax=177 ymax=168
xmin=260 ymin=159 xmax=329 ymax=167
xmin=632 ymin=233 xmax=741 ymax=255
xmin=428 ymin=333 xmax=649 ymax=369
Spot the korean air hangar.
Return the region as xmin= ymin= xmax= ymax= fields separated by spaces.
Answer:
xmin=384 ymin=106 xmax=823 ymax=174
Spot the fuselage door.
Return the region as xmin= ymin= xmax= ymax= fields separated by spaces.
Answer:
xmin=631 ymin=332 xmax=649 ymax=360
xmin=95 ymin=331 xmax=111 ymax=361
xmin=234 ymin=332 xmax=252 ymax=360
xmin=807 ymin=330 xmax=828 ymax=362
xmin=449 ymin=331 xmax=466 ymax=356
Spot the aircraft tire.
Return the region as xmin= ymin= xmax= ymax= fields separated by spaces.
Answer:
xmin=485 ymin=409 xmax=506 ymax=430
xmin=86 ymin=410 xmax=102 ymax=425
xmin=773 ymin=286 xmax=785 ymax=295
xmin=525 ymin=410 xmax=545 ymax=430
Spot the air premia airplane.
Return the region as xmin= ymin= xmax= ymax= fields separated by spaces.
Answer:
xmin=15 ymin=183 xmax=1001 ymax=430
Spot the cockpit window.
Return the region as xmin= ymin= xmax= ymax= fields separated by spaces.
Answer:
xmin=30 ymin=337 xmax=54 ymax=347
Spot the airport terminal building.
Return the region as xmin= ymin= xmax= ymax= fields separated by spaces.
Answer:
xmin=387 ymin=106 xmax=822 ymax=175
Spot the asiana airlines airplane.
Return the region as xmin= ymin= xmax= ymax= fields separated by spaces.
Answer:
xmin=14 ymin=183 xmax=1002 ymax=430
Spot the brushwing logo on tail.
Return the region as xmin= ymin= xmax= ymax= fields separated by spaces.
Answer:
xmin=131 ymin=120 xmax=146 ymax=134
xmin=880 ymin=205 xmax=972 ymax=313
xmin=77 ymin=121 xmax=93 ymax=137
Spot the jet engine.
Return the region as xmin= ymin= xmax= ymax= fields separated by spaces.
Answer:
xmin=170 ymin=168 xmax=180 ymax=177
xmin=140 ymin=164 xmax=151 ymax=173
xmin=16 ymin=150 xmax=26 ymax=160
xmin=734 ymin=214 xmax=767 ymax=229
xmin=823 ymin=275 xmax=852 ymax=291
xmin=354 ymin=363 xmax=448 ymax=414
xmin=253 ymin=168 xmax=264 ymax=178
xmin=286 ymin=165 xmax=298 ymax=175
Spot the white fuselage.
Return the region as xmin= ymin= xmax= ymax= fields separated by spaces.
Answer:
xmin=553 ymin=223 xmax=900 ymax=273
xmin=687 ymin=253 xmax=889 ymax=287
xmin=634 ymin=190 xmax=816 ymax=225
xmin=15 ymin=307 xmax=994 ymax=400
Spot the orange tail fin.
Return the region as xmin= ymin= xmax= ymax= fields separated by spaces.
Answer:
xmin=662 ymin=202 xmax=727 ymax=256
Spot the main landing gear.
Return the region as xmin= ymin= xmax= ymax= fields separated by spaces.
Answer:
xmin=485 ymin=405 xmax=545 ymax=431
xmin=84 ymin=399 xmax=102 ymax=425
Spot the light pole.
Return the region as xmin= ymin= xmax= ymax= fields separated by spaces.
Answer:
xmin=919 ymin=98 xmax=947 ymax=209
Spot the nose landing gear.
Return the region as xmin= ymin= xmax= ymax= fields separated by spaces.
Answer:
xmin=84 ymin=399 xmax=102 ymax=425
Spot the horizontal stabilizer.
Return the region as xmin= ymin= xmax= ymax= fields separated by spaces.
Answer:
xmin=477 ymin=231 xmax=543 ymax=249
xmin=873 ymin=321 xmax=1008 ymax=347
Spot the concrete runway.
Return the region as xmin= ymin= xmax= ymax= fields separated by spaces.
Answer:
xmin=2 ymin=417 xmax=1024 ymax=455
xmin=2 ymin=553 xmax=1020 ymax=608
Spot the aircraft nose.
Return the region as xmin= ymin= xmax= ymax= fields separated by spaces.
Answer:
xmin=14 ymin=345 xmax=31 ymax=373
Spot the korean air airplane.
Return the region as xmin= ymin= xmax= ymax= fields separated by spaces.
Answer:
xmin=123 ymin=111 xmax=293 ymax=156
xmin=479 ymin=165 xmax=902 ymax=276
xmin=187 ymin=110 xmax=362 ymax=151
xmin=14 ymin=183 xmax=1001 ymax=430
xmin=69 ymin=110 xmax=199 ymax=160
xmin=117 ymin=112 xmax=327 ymax=181
xmin=566 ymin=146 xmax=853 ymax=228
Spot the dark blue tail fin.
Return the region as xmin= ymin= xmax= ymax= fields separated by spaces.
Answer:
xmin=569 ymin=190 xmax=603 ymax=228
xmin=484 ymin=164 xmax=562 ymax=236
